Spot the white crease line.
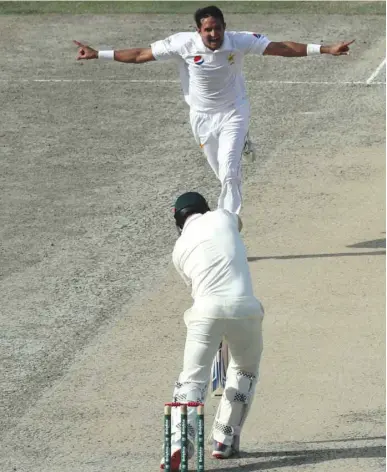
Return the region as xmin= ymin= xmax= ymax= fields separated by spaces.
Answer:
xmin=0 ymin=78 xmax=385 ymax=85
xmin=366 ymin=58 xmax=386 ymax=85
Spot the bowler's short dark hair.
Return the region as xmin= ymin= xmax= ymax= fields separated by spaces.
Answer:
xmin=194 ymin=6 xmax=225 ymax=28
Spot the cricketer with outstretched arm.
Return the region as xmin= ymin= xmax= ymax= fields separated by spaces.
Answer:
xmin=74 ymin=5 xmax=354 ymax=215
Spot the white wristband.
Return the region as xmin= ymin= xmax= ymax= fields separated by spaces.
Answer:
xmin=98 ymin=50 xmax=115 ymax=60
xmin=307 ymin=44 xmax=321 ymax=56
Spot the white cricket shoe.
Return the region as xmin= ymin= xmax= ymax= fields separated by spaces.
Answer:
xmin=160 ymin=441 xmax=194 ymax=471
xmin=212 ymin=440 xmax=239 ymax=459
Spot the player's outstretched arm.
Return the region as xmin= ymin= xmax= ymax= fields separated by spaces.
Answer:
xmin=263 ymin=40 xmax=355 ymax=57
xmin=73 ymin=40 xmax=155 ymax=63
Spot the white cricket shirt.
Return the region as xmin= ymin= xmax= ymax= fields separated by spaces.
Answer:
xmin=172 ymin=209 xmax=263 ymax=318
xmin=151 ymin=31 xmax=270 ymax=113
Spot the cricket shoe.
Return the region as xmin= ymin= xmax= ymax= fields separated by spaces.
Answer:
xmin=242 ymin=133 xmax=257 ymax=162
xmin=212 ymin=440 xmax=238 ymax=459
xmin=160 ymin=442 xmax=194 ymax=471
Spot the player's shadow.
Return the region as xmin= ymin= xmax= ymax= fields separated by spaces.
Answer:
xmin=247 ymin=250 xmax=385 ymax=262
xmin=247 ymin=238 xmax=386 ymax=262
xmin=204 ymin=436 xmax=386 ymax=471
xmin=347 ymin=238 xmax=386 ymax=249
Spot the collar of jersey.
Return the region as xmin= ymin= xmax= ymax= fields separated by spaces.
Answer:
xmin=182 ymin=213 xmax=203 ymax=234
xmin=195 ymin=31 xmax=231 ymax=53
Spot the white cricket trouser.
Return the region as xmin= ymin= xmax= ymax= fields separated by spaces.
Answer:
xmin=170 ymin=304 xmax=263 ymax=450
xmin=190 ymin=102 xmax=250 ymax=214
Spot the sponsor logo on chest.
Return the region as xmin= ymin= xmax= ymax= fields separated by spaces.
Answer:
xmin=194 ymin=55 xmax=204 ymax=65
xmin=191 ymin=53 xmax=237 ymax=67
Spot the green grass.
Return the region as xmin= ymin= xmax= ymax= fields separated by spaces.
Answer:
xmin=0 ymin=1 xmax=385 ymax=15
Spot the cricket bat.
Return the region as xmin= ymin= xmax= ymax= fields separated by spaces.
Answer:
xmin=211 ymin=339 xmax=229 ymax=397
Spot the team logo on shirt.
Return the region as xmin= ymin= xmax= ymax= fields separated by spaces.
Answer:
xmin=253 ymin=33 xmax=262 ymax=39
xmin=228 ymin=53 xmax=235 ymax=65
xmin=194 ymin=55 xmax=204 ymax=65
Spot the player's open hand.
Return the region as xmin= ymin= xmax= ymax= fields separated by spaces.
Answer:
xmin=73 ymin=40 xmax=98 ymax=60
xmin=326 ymin=40 xmax=355 ymax=56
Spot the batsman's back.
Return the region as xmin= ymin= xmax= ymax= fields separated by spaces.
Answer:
xmin=173 ymin=209 xmax=260 ymax=308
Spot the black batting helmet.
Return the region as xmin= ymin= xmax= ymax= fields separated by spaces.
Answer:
xmin=173 ymin=192 xmax=210 ymax=229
